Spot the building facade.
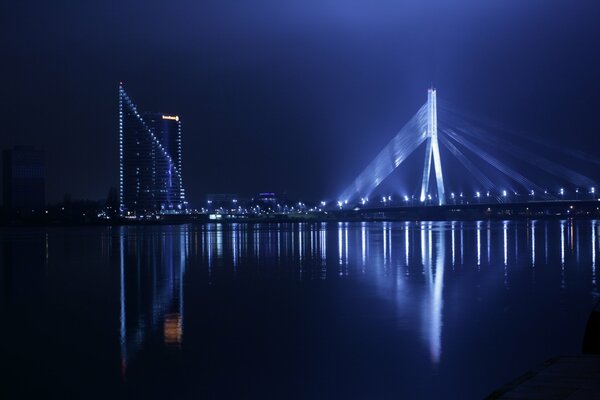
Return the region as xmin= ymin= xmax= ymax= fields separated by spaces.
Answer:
xmin=2 ymin=146 xmax=45 ymax=210
xmin=119 ymin=83 xmax=187 ymax=215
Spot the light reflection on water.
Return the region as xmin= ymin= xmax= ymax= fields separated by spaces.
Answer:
xmin=1 ymin=220 xmax=599 ymax=399
xmin=113 ymin=220 xmax=600 ymax=370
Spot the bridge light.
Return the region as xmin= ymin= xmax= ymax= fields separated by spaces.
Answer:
xmin=427 ymin=194 xmax=432 ymax=200
xmin=502 ymin=190 xmax=507 ymax=197
xmin=382 ymin=196 xmax=386 ymax=203
xmin=404 ymin=195 xmax=409 ymax=202
xmin=320 ymin=201 xmax=326 ymax=207
xmin=476 ymin=191 xmax=480 ymax=198
xmin=388 ymin=196 xmax=392 ymax=201
xmin=450 ymin=192 xmax=455 ymax=199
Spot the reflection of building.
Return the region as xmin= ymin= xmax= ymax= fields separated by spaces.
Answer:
xmin=118 ymin=226 xmax=188 ymax=374
xmin=2 ymin=146 xmax=45 ymax=210
xmin=118 ymin=83 xmax=187 ymax=215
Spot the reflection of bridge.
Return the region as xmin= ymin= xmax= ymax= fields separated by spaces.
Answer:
xmin=339 ymin=89 xmax=599 ymax=208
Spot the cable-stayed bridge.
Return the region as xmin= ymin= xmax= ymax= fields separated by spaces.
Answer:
xmin=338 ymin=89 xmax=599 ymax=210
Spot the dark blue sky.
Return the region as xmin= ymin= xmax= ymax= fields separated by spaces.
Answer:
xmin=2 ymin=1 xmax=599 ymax=203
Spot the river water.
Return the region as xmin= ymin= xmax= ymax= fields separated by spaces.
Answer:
xmin=0 ymin=220 xmax=598 ymax=399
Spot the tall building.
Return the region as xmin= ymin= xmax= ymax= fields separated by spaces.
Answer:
xmin=118 ymin=83 xmax=187 ymax=215
xmin=2 ymin=146 xmax=45 ymax=210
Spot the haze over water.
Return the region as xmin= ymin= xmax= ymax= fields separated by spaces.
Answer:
xmin=1 ymin=220 xmax=598 ymax=399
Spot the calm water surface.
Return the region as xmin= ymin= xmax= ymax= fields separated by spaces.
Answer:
xmin=0 ymin=220 xmax=599 ymax=399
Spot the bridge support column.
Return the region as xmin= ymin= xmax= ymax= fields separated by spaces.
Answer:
xmin=420 ymin=89 xmax=445 ymax=205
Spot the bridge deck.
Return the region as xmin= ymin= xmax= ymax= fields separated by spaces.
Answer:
xmin=487 ymin=355 xmax=600 ymax=399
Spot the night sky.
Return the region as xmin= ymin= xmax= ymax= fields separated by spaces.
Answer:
xmin=2 ymin=1 xmax=600 ymax=204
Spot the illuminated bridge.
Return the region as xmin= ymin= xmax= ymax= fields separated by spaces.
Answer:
xmin=338 ymin=89 xmax=600 ymax=210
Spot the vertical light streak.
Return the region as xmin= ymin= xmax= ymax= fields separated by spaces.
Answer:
xmin=383 ymin=222 xmax=388 ymax=268
xmin=428 ymin=229 xmax=445 ymax=364
xmin=119 ymin=229 xmax=127 ymax=374
xmin=592 ymin=221 xmax=596 ymax=287
xmin=207 ymin=227 xmax=213 ymax=276
xmin=216 ymin=225 xmax=223 ymax=261
xmin=338 ymin=223 xmax=343 ymax=272
xmin=531 ymin=220 xmax=535 ymax=267
xmin=487 ymin=221 xmax=491 ymax=265
xmin=561 ymin=221 xmax=565 ymax=266
xmin=561 ymin=220 xmax=566 ymax=289
xmin=361 ymin=223 xmax=366 ymax=267
xmin=451 ymin=221 xmax=456 ymax=267
xmin=405 ymin=222 xmax=410 ymax=270
xmin=420 ymin=222 xmax=426 ymax=272
xmin=299 ymin=223 xmax=304 ymax=263
xmin=503 ymin=221 xmax=508 ymax=266
xmin=476 ymin=221 xmax=481 ymax=267
xmin=344 ymin=223 xmax=349 ymax=275
xmin=232 ymin=226 xmax=238 ymax=271
xmin=320 ymin=225 xmax=327 ymax=280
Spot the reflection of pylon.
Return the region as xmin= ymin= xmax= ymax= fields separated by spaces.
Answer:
xmin=420 ymin=89 xmax=445 ymax=205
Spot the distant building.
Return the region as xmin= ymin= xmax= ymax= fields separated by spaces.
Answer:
xmin=205 ymin=193 xmax=241 ymax=212
xmin=119 ymin=83 xmax=187 ymax=215
xmin=256 ymin=192 xmax=277 ymax=206
xmin=2 ymin=146 xmax=45 ymax=210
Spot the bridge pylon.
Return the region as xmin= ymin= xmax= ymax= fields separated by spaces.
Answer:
xmin=420 ymin=88 xmax=446 ymax=205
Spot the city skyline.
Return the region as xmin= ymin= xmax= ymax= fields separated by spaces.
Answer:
xmin=2 ymin=1 xmax=600 ymax=205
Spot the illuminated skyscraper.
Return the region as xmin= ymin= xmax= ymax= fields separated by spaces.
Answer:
xmin=118 ymin=83 xmax=187 ymax=215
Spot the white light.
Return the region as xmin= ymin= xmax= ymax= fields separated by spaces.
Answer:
xmin=404 ymin=195 xmax=409 ymax=201
xmin=476 ymin=191 xmax=480 ymax=198
xmin=502 ymin=190 xmax=507 ymax=197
